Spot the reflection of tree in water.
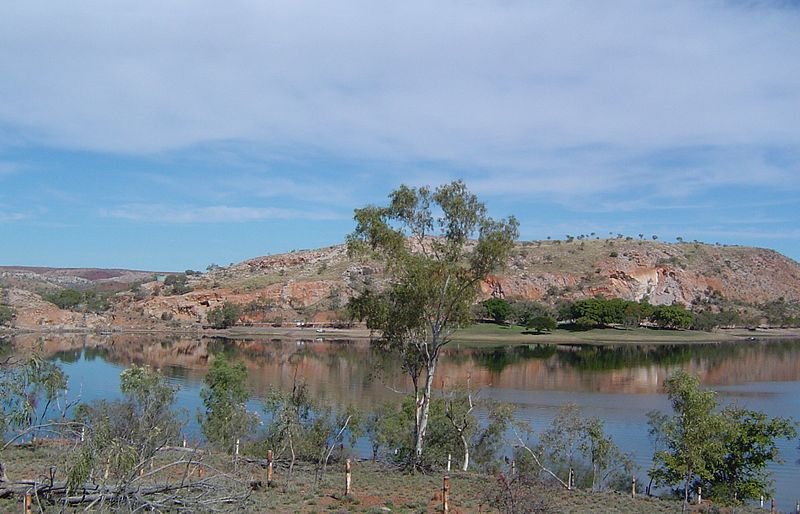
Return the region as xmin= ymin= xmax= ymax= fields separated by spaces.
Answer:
xmin=468 ymin=340 xmax=800 ymax=374
xmin=83 ymin=346 xmax=111 ymax=362
xmin=468 ymin=345 xmax=557 ymax=374
xmin=555 ymin=345 xmax=694 ymax=371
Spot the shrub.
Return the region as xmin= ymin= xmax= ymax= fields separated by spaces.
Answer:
xmin=0 ymin=305 xmax=14 ymax=326
xmin=199 ymin=354 xmax=256 ymax=452
xmin=206 ymin=302 xmax=241 ymax=328
xmin=164 ymin=274 xmax=192 ymax=295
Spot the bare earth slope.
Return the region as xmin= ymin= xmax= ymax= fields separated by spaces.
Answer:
xmin=2 ymin=240 xmax=799 ymax=331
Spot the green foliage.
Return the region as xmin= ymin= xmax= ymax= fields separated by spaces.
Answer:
xmin=46 ymin=288 xmax=83 ymax=309
xmin=206 ymin=301 xmax=242 ymax=328
xmin=363 ymin=396 xmax=460 ymax=469
xmin=510 ymin=300 xmax=554 ymax=328
xmin=559 ymin=298 xmax=647 ymax=328
xmin=164 ymin=273 xmax=192 ymax=295
xmin=648 ymin=371 xmax=723 ymax=504
xmin=0 ymin=304 xmax=15 ymax=326
xmin=648 ymin=371 xmax=796 ymax=505
xmin=0 ymin=356 xmax=67 ymax=441
xmin=364 ymin=394 xmax=512 ymax=473
xmin=45 ymin=288 xmax=110 ymax=312
xmin=199 ymin=354 xmax=256 ymax=452
xmin=67 ymin=365 xmax=182 ymax=489
xmin=525 ymin=315 xmax=557 ymax=333
xmin=261 ymin=379 xmax=362 ymax=488
xmin=709 ymin=407 xmax=797 ymax=503
xmin=759 ymin=297 xmax=800 ymax=327
xmin=364 ymin=401 xmax=411 ymax=462
xmin=535 ymin=404 xmax=633 ymax=491
xmin=691 ymin=309 xmax=742 ymax=331
xmin=470 ymin=402 xmax=515 ymax=473
xmin=347 ymin=181 xmax=518 ymax=468
xmin=652 ymin=304 xmax=693 ymax=329
xmin=482 ymin=297 xmax=512 ymax=323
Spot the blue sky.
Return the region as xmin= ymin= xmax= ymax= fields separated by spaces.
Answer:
xmin=1 ymin=1 xmax=799 ymax=271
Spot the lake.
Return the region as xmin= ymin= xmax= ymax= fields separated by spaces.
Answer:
xmin=6 ymin=332 xmax=800 ymax=510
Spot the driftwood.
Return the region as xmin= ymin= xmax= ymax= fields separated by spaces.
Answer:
xmin=0 ymin=458 xmax=252 ymax=508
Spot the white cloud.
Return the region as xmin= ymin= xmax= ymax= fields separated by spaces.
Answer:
xmin=0 ymin=1 xmax=798 ymax=197
xmin=101 ymin=203 xmax=344 ymax=223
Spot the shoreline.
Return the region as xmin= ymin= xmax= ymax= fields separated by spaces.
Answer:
xmin=4 ymin=324 xmax=800 ymax=346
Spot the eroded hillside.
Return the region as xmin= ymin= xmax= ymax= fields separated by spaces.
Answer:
xmin=2 ymin=239 xmax=799 ymax=331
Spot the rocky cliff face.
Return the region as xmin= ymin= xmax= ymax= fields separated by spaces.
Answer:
xmin=3 ymin=240 xmax=799 ymax=330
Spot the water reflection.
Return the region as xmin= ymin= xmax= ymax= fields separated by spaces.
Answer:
xmin=7 ymin=333 xmax=800 ymax=404
xmin=5 ymin=333 xmax=800 ymax=508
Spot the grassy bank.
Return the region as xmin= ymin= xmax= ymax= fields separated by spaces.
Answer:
xmin=221 ymin=323 xmax=800 ymax=347
xmin=0 ymin=443 xmax=764 ymax=513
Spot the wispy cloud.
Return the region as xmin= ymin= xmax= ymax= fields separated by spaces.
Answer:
xmin=101 ymin=203 xmax=345 ymax=223
xmin=0 ymin=212 xmax=25 ymax=222
xmin=0 ymin=161 xmax=21 ymax=176
xmin=0 ymin=1 xmax=797 ymax=199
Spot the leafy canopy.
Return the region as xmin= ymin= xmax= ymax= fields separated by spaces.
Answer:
xmin=347 ymin=180 xmax=519 ymax=350
xmin=199 ymin=354 xmax=256 ymax=452
xmin=648 ymin=370 xmax=796 ymax=504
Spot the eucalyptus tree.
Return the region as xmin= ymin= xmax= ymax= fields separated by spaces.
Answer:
xmin=649 ymin=370 xmax=796 ymax=509
xmin=347 ymin=180 xmax=518 ymax=469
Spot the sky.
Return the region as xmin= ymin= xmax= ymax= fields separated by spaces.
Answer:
xmin=1 ymin=1 xmax=799 ymax=271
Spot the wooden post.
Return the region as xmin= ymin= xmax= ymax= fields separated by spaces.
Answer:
xmin=267 ymin=450 xmax=274 ymax=486
xmin=568 ymin=468 xmax=574 ymax=490
xmin=23 ymin=492 xmax=32 ymax=514
xmin=442 ymin=475 xmax=450 ymax=514
xmin=345 ymin=459 xmax=352 ymax=496
xmin=182 ymin=437 xmax=187 ymax=448
xmin=447 ymin=453 xmax=452 ymax=472
xmin=697 ymin=486 xmax=701 ymax=505
xmin=761 ymin=496 xmax=764 ymax=508
xmin=631 ymin=476 xmax=636 ymax=498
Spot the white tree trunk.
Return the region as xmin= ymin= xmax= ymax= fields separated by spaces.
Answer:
xmin=414 ymin=361 xmax=438 ymax=467
xmin=461 ymin=434 xmax=469 ymax=471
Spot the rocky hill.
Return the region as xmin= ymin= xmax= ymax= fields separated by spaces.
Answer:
xmin=0 ymin=266 xmax=159 ymax=292
xmin=2 ymin=239 xmax=799 ymax=331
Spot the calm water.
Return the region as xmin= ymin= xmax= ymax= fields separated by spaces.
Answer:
xmin=7 ymin=333 xmax=800 ymax=510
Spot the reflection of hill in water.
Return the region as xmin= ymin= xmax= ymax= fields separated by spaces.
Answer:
xmin=9 ymin=334 xmax=800 ymax=404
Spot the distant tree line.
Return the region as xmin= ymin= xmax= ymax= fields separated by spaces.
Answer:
xmin=472 ymin=296 xmax=771 ymax=332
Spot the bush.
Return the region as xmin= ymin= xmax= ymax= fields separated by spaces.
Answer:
xmin=164 ymin=274 xmax=192 ymax=295
xmin=199 ymin=354 xmax=256 ymax=452
xmin=46 ymin=289 xmax=83 ymax=309
xmin=0 ymin=305 xmax=14 ymax=326
xmin=45 ymin=289 xmax=110 ymax=313
xmin=482 ymin=298 xmax=512 ymax=323
xmin=525 ymin=315 xmax=557 ymax=333
xmin=68 ymin=366 xmax=182 ymax=489
xmin=206 ymin=302 xmax=241 ymax=328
